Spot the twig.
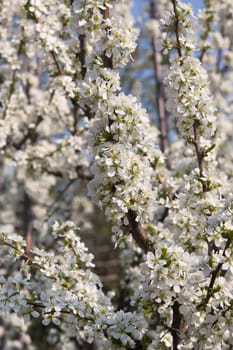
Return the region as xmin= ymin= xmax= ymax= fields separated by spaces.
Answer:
xmin=172 ymin=1 xmax=208 ymax=193
xmin=199 ymin=238 xmax=232 ymax=309
xmin=46 ymin=178 xmax=77 ymax=219
xmin=50 ymin=50 xmax=63 ymax=75
xmin=0 ymin=235 xmax=57 ymax=280
xmin=192 ymin=121 xmax=207 ymax=192
xmin=172 ymin=0 xmax=182 ymax=58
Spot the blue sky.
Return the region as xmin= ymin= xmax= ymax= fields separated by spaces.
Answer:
xmin=132 ymin=0 xmax=204 ymax=18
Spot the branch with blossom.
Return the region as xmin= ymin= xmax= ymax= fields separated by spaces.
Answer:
xmin=0 ymin=1 xmax=233 ymax=350
xmin=0 ymin=222 xmax=147 ymax=349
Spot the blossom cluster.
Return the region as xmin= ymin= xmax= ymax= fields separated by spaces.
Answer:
xmin=161 ymin=1 xmax=195 ymax=55
xmin=127 ymin=2 xmax=233 ymax=349
xmin=72 ymin=0 xmax=139 ymax=68
xmin=72 ymin=1 xmax=163 ymax=243
xmin=87 ymin=85 xmax=163 ymax=242
xmin=0 ymin=0 xmax=233 ymax=349
xmin=165 ymin=56 xmax=217 ymax=139
xmin=0 ymin=222 xmax=147 ymax=349
xmin=198 ymin=0 xmax=233 ymax=186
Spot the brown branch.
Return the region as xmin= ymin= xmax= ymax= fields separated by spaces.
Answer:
xmin=28 ymin=9 xmax=91 ymax=123
xmin=150 ymin=0 xmax=170 ymax=163
xmin=49 ymin=28 xmax=94 ymax=121
xmin=71 ymin=104 xmax=79 ymax=135
xmin=172 ymin=1 xmax=208 ymax=193
xmin=46 ymin=166 xmax=93 ymax=181
xmin=192 ymin=121 xmax=207 ymax=192
xmin=171 ymin=301 xmax=186 ymax=350
xmin=199 ymin=238 xmax=232 ymax=309
xmin=2 ymin=115 xmax=43 ymax=153
xmin=46 ymin=178 xmax=77 ymax=219
xmin=199 ymin=21 xmax=211 ymax=62
xmin=0 ymin=235 xmax=57 ymax=280
xmin=170 ymin=3 xmax=189 ymax=347
xmin=216 ymin=48 xmax=223 ymax=73
xmin=0 ymin=236 xmax=33 ymax=262
xmin=50 ymin=49 xmax=94 ymax=119
xmin=100 ymin=2 xmax=153 ymax=253
xmin=79 ymin=34 xmax=87 ymax=79
xmin=172 ymin=0 xmax=182 ymax=58
xmin=23 ymin=192 xmax=33 ymax=254
xmin=156 ymin=173 xmax=173 ymax=202
xmin=50 ymin=35 xmax=94 ymax=121
xmin=102 ymin=1 xmax=113 ymax=68
xmin=22 ymin=78 xmax=32 ymax=104
xmin=127 ymin=209 xmax=153 ymax=253
xmin=50 ymin=50 xmax=63 ymax=75
xmin=13 ymin=115 xmax=43 ymax=150
xmin=26 ymin=300 xmax=71 ymax=315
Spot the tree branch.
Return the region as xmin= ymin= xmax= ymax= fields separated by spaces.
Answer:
xmin=0 ymin=235 xmax=58 ymax=280
xmin=199 ymin=21 xmax=211 ymax=63
xmin=171 ymin=300 xmax=186 ymax=350
xmin=127 ymin=209 xmax=153 ymax=253
xmin=192 ymin=121 xmax=208 ymax=192
xmin=199 ymin=238 xmax=232 ymax=309
xmin=13 ymin=115 xmax=43 ymax=150
xmin=170 ymin=2 xmax=189 ymax=347
xmin=79 ymin=34 xmax=87 ymax=79
xmin=172 ymin=0 xmax=182 ymax=58
xmin=102 ymin=1 xmax=113 ymax=68
xmin=23 ymin=192 xmax=33 ymax=254
xmin=100 ymin=2 xmax=153 ymax=253
xmin=150 ymin=0 xmax=170 ymax=164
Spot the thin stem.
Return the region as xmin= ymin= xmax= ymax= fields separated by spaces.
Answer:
xmin=0 ymin=236 xmax=33 ymax=262
xmin=50 ymin=50 xmax=63 ymax=75
xmin=172 ymin=1 xmax=208 ymax=193
xmin=46 ymin=178 xmax=77 ymax=219
xmin=0 ymin=236 xmax=56 ymax=281
xmin=192 ymin=121 xmax=207 ymax=192
xmin=199 ymin=238 xmax=232 ymax=309
xmin=172 ymin=0 xmax=182 ymax=58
